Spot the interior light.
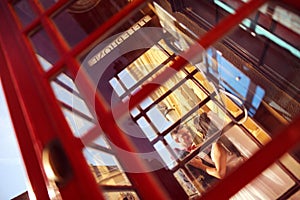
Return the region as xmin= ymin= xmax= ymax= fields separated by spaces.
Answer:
xmin=250 ymin=31 xmax=256 ymax=37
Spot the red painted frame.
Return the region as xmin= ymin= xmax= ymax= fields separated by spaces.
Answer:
xmin=0 ymin=0 xmax=299 ymax=199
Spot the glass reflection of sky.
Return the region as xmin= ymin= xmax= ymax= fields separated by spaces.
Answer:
xmin=205 ymin=48 xmax=265 ymax=117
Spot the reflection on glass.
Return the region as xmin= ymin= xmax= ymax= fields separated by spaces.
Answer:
xmin=51 ymin=0 xmax=130 ymax=47
xmin=194 ymin=71 xmax=215 ymax=94
xmin=52 ymin=6 xmax=87 ymax=47
xmin=104 ymin=191 xmax=139 ymax=200
xmin=62 ymin=108 xmax=95 ymax=137
xmin=204 ymin=101 xmax=231 ymax=127
xmin=109 ymin=77 xmax=126 ymax=96
xmin=289 ymin=190 xmax=300 ymax=200
xmin=280 ymin=153 xmax=300 ymax=180
xmin=158 ymin=39 xmax=175 ymax=55
xmin=173 ymin=169 xmax=200 ymax=199
xmin=243 ymin=117 xmax=271 ymax=145
xmin=12 ymin=0 xmax=37 ymax=27
xmin=218 ymin=92 xmax=244 ymax=118
xmin=125 ymin=45 xmax=169 ymax=82
xmin=154 ymin=2 xmax=196 ymax=54
xmin=166 ymin=110 xmax=245 ymax=192
xmin=231 ymin=163 xmax=294 ymax=199
xmin=50 ymin=72 xmax=95 ymax=137
xmin=39 ymin=0 xmax=56 ymax=9
xmin=30 ymin=27 xmax=60 ymax=67
xmin=224 ymin=125 xmax=259 ymax=158
xmin=136 ymin=117 xmax=157 ymax=141
xmin=130 ymin=107 xmax=140 ymax=117
xmin=117 ymin=44 xmax=169 ymax=91
xmin=51 ymin=79 xmax=93 ymax=118
xmin=90 ymin=134 xmax=111 ymax=150
xmin=84 ymin=148 xmax=131 ymax=186
xmin=154 ymin=141 xmax=177 ymax=169
xmin=145 ymin=79 xmax=205 ymax=132
xmin=198 ymin=48 xmax=265 ymax=118
xmin=146 ymin=104 xmax=172 ymax=133
xmin=223 ymin=125 xmax=295 ymax=199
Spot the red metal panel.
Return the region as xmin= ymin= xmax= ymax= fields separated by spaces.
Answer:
xmin=0 ymin=42 xmax=50 ymax=200
xmin=0 ymin=2 xmax=104 ymax=200
xmin=40 ymin=0 xmax=171 ymax=198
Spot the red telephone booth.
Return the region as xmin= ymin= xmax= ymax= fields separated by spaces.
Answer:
xmin=0 ymin=0 xmax=300 ymax=199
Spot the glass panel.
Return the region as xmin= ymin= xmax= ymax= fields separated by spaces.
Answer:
xmin=130 ymin=107 xmax=140 ymax=117
xmin=109 ymin=77 xmax=126 ymax=97
xmin=224 ymin=125 xmax=259 ymax=158
xmin=167 ymin=112 xmax=219 ymax=157
xmin=231 ymin=163 xmax=295 ymax=199
xmin=146 ymin=104 xmax=171 ymax=132
xmin=289 ymin=190 xmax=300 ymax=200
xmin=242 ymin=117 xmax=271 ymax=145
xmin=39 ymin=0 xmax=57 ymax=9
xmin=154 ymin=2 xmax=197 ymax=52
xmin=90 ymin=133 xmax=111 ymax=149
xmin=280 ymin=153 xmax=300 ymax=180
xmin=39 ymin=2 xmax=298 ymax=197
xmin=52 ymin=5 xmax=87 ymax=48
xmin=158 ymin=38 xmax=175 ymax=56
xmin=193 ymin=71 xmax=215 ymax=94
xmin=50 ymin=72 xmax=95 ymax=137
xmin=120 ymin=44 xmax=169 ymax=84
xmin=12 ymin=0 xmax=37 ymax=27
xmin=104 ymin=191 xmax=139 ymax=200
xmin=224 ymin=125 xmax=297 ymax=199
xmin=29 ymin=27 xmax=60 ymax=68
xmin=56 ymin=73 xmax=80 ymax=93
xmin=84 ymin=147 xmax=131 ymax=186
xmin=117 ymin=69 xmax=137 ymax=90
xmin=153 ymin=141 xmax=177 ymax=169
xmin=51 ymin=79 xmax=93 ymax=118
xmin=273 ymin=6 xmax=300 ymax=36
xmin=173 ymin=169 xmax=200 ymax=199
xmin=62 ymin=108 xmax=95 ymax=137
xmin=136 ymin=117 xmax=157 ymax=141
xmin=202 ymin=101 xmax=231 ymax=128
xmin=145 ymin=79 xmax=205 ymax=132
xmin=199 ymin=48 xmax=265 ymax=118
xmin=51 ymin=0 xmax=140 ymax=47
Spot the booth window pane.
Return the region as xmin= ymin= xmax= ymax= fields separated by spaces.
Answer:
xmin=12 ymin=0 xmax=37 ymax=27
xmin=83 ymin=148 xmax=132 ymax=186
xmin=29 ymin=26 xmax=60 ymax=68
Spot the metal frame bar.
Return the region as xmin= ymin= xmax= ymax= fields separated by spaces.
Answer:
xmin=1 ymin=1 xmax=105 ymax=200
xmin=1 ymin=0 xmax=170 ymax=199
xmin=0 ymin=43 xmax=50 ymax=200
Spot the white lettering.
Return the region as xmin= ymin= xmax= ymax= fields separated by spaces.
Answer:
xmin=88 ymin=15 xmax=152 ymax=66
